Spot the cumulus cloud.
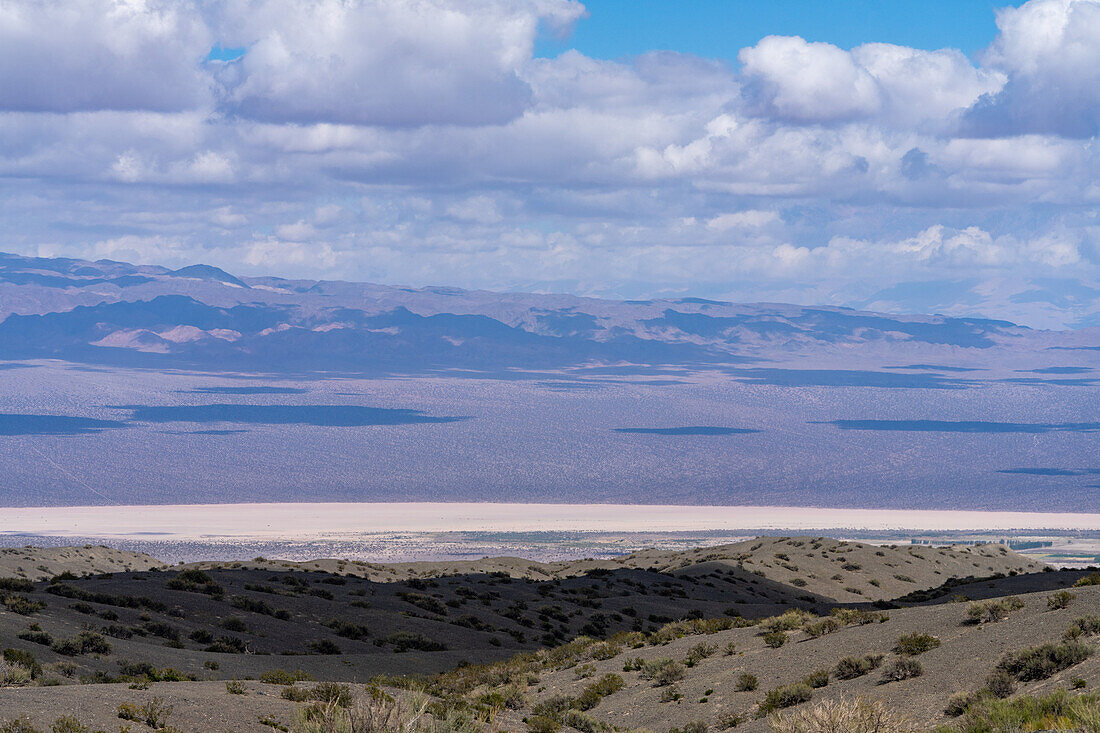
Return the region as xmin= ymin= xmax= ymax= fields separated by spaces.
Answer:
xmin=963 ymin=0 xmax=1100 ymax=137
xmin=0 ymin=0 xmax=1098 ymax=324
xmin=0 ymin=0 xmax=212 ymax=113
xmin=738 ymin=35 xmax=1003 ymax=127
xmin=214 ymin=0 xmax=584 ymax=126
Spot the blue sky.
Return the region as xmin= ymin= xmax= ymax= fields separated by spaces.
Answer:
xmin=537 ymin=0 xmax=1023 ymax=60
xmin=0 ymin=0 xmax=1098 ymax=328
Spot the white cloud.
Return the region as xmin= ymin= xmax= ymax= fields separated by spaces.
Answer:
xmin=963 ymin=0 xmax=1100 ymax=137
xmin=215 ymin=0 xmax=584 ymax=126
xmin=0 ymin=0 xmax=1097 ymax=320
xmin=0 ymin=0 xmax=212 ymax=113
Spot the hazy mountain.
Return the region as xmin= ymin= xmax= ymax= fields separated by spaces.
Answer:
xmin=0 ymin=252 xmax=1096 ymax=510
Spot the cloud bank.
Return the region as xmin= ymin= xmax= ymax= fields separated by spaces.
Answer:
xmin=1 ymin=0 xmax=1099 ymax=327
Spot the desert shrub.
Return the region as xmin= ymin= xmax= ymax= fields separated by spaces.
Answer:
xmin=894 ymin=633 xmax=940 ymax=656
xmin=561 ymin=710 xmax=610 ymax=733
xmin=397 ymin=592 xmax=448 ymax=616
xmin=118 ymin=698 xmax=172 ymax=728
xmin=945 ymin=692 xmax=979 ymax=717
xmin=385 ymin=632 xmax=445 ymax=653
xmin=649 ymin=617 xmax=734 ymax=645
xmin=984 ymin=669 xmax=1015 ymax=699
xmin=760 ymin=610 xmax=810 ymax=634
xmin=166 ymin=570 xmax=224 ymax=597
xmin=1073 ymin=572 xmax=1100 ymax=587
xmin=880 ymin=658 xmax=923 ymax=683
xmin=1047 ymin=590 xmax=1076 ymax=610
xmin=281 ymin=686 xmax=311 ymax=702
xmin=308 ymin=639 xmax=343 ymax=655
xmin=2 ymin=595 xmax=46 ymax=616
xmin=526 ymin=715 xmax=562 ymax=733
xmin=325 ymin=619 xmax=370 ymax=641
xmin=226 ymin=679 xmax=247 ymax=695
xmin=260 ymin=668 xmax=314 ymax=685
xmin=531 ymin=694 xmax=573 ymax=721
xmin=834 ymin=654 xmax=884 ymax=680
xmin=309 ymin=682 xmax=353 ymax=708
xmin=803 ymin=618 xmax=840 ymax=638
xmin=294 ymin=691 xmax=470 ymax=733
xmin=768 ymin=697 xmax=912 ymax=733
xmin=966 ymin=597 xmax=1025 ymax=624
xmin=1069 ymin=615 xmax=1100 ymax=638
xmin=758 ymin=683 xmax=813 ymax=716
xmin=205 ymin=636 xmax=247 ymax=654
xmin=736 ymin=673 xmax=758 ymax=691
xmin=830 ymin=608 xmax=888 ymax=626
xmin=996 ymin=639 xmax=1094 ymax=681
xmin=219 ymin=616 xmax=248 ymax=633
xmin=0 ymin=579 xmax=35 ymax=593
xmin=3 ymin=649 xmax=41 ymax=679
xmin=572 ymin=673 xmax=624 ymax=711
xmin=639 ymin=658 xmax=685 ymax=687
xmin=16 ymin=628 xmax=51 ymax=647
xmin=189 ymin=629 xmax=213 ymax=644
xmin=52 ymin=631 xmax=111 ymax=657
xmin=659 ymin=685 xmax=683 ymax=703
xmin=589 ymin=641 xmax=622 ymax=661
xmin=762 ymin=631 xmax=787 ymax=648
xmin=0 ymin=660 xmax=33 ymax=686
xmin=684 ymin=641 xmax=717 ymax=666
xmin=942 ymin=689 xmax=1100 ymax=733
xmin=48 ymin=717 xmax=87 ymax=733
xmin=803 ymin=669 xmax=829 ymax=689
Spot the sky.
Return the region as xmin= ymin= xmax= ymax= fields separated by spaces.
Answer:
xmin=1 ymin=0 xmax=1099 ymax=327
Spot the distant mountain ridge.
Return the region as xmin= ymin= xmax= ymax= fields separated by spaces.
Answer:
xmin=3 ymin=251 xmax=1092 ymax=374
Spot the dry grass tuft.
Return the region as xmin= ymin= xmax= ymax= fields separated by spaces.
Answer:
xmin=768 ymin=697 xmax=914 ymax=733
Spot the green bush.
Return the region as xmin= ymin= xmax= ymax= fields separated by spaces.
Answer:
xmin=802 ymin=669 xmax=829 ymax=689
xmin=2 ymin=595 xmax=46 ymax=616
xmin=736 ymin=672 xmax=758 ymax=691
xmin=639 ymin=658 xmax=684 ymax=687
xmin=881 ymin=658 xmax=923 ymax=683
xmin=834 ymin=654 xmax=883 ymax=680
xmin=802 ymin=618 xmax=840 ymax=638
xmin=1047 ymin=591 xmax=1076 ymax=610
xmin=894 ymin=632 xmax=940 ymax=656
xmin=996 ymin=640 xmax=1093 ymax=681
xmin=1072 ymin=572 xmax=1100 ymax=587
xmin=966 ymin=597 xmax=1025 ymax=624
xmin=51 ymin=631 xmax=111 ymax=657
xmin=49 ymin=716 xmax=87 ymax=733
xmin=762 ymin=631 xmax=787 ymax=648
xmin=984 ymin=669 xmax=1015 ymax=699
xmin=225 ymin=679 xmax=246 ymax=695
xmin=940 ymin=689 xmax=1100 ymax=732
xmin=757 ymin=682 xmax=813 ymax=716
xmin=572 ymin=673 xmax=624 ymax=711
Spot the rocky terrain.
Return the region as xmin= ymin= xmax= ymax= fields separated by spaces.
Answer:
xmin=2 ymin=538 xmax=1097 ymax=731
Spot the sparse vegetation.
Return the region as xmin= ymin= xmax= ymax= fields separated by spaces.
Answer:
xmin=768 ymin=697 xmax=912 ymax=733
xmin=1046 ymin=590 xmax=1076 ymax=610
xmin=834 ymin=654 xmax=883 ymax=680
xmin=880 ymin=658 xmax=923 ymax=683
xmin=893 ymin=632 xmax=940 ymax=656
xmin=758 ymin=682 xmax=813 ymax=716
xmin=995 ymin=639 xmax=1094 ymax=681
xmin=965 ymin=596 xmax=1024 ymax=624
